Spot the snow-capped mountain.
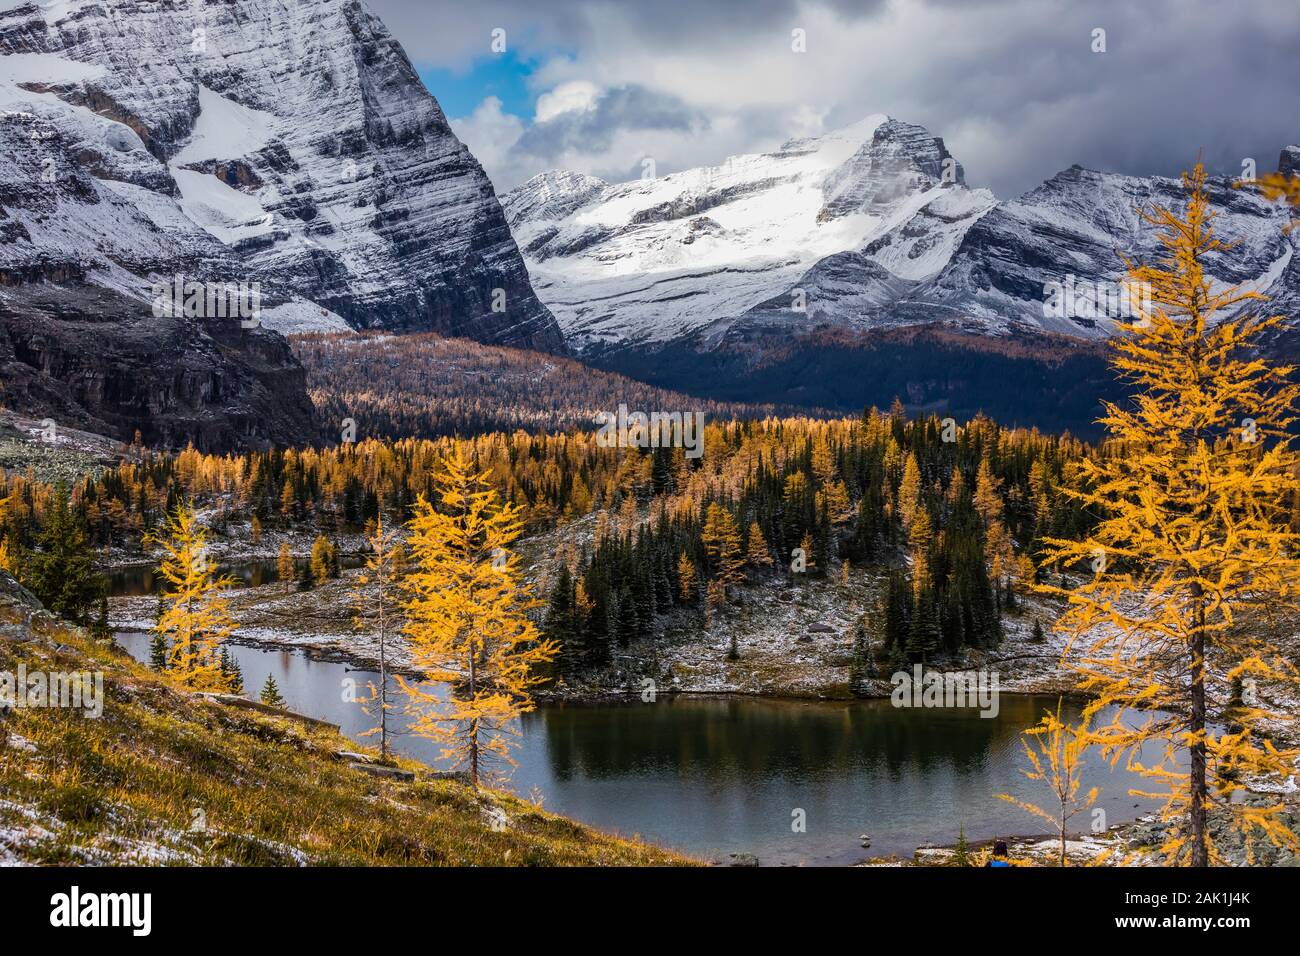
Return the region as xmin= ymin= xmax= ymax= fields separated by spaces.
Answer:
xmin=889 ymin=162 xmax=1298 ymax=340
xmin=0 ymin=0 xmax=563 ymax=448
xmin=503 ymin=116 xmax=996 ymax=352
xmin=506 ymin=116 xmax=1299 ymax=358
xmin=0 ymin=0 xmax=561 ymax=348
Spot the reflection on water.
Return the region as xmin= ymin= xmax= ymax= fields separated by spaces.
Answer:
xmin=113 ymin=631 xmax=1165 ymax=866
xmin=108 ymin=555 xmax=365 ymax=597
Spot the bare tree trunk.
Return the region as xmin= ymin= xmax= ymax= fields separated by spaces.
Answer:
xmin=468 ymin=650 xmax=479 ymax=789
xmin=378 ymin=599 xmax=388 ymax=760
xmin=1189 ymin=590 xmax=1208 ymax=866
xmin=469 ymin=719 xmax=479 ymax=789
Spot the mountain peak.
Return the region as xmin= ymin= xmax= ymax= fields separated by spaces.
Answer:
xmin=505 ymin=112 xmax=992 ymax=351
xmin=503 ymin=170 xmax=608 ymax=228
xmin=0 ymin=0 xmax=565 ymax=449
xmin=774 ymin=113 xmax=890 ymax=157
xmin=0 ymin=0 xmax=563 ymax=351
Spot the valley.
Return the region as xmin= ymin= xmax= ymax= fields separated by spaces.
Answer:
xmin=1 ymin=0 xmax=1298 ymax=884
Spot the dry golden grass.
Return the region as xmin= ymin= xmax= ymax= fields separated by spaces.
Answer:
xmin=0 ymin=595 xmax=693 ymax=866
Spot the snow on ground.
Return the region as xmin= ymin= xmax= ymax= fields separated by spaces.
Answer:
xmin=258 ymin=299 xmax=351 ymax=334
xmin=0 ymin=50 xmax=105 ymax=92
xmin=171 ymin=84 xmax=275 ymax=166
xmin=171 ymin=168 xmax=275 ymax=245
xmin=907 ymin=832 xmax=1118 ymax=867
xmin=162 ymin=86 xmax=281 ymax=246
xmin=0 ymin=410 xmax=133 ymax=484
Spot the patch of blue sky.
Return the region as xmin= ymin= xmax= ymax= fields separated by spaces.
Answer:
xmin=418 ymin=49 xmax=548 ymax=121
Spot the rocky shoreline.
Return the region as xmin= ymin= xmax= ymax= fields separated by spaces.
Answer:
xmin=103 ymin=533 xmax=1299 ymax=868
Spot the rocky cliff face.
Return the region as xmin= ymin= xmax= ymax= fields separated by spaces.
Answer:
xmin=0 ymin=0 xmax=562 ymax=348
xmin=0 ymin=279 xmax=316 ymax=452
xmin=0 ymin=98 xmax=316 ymax=451
xmin=0 ymin=0 xmax=563 ymax=450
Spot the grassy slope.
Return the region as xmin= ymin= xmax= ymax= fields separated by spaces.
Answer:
xmin=0 ymin=575 xmax=691 ymax=866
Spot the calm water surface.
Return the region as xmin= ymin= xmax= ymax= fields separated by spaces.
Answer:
xmin=113 ymin=631 xmax=1163 ymax=865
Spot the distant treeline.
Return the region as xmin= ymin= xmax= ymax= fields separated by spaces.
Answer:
xmin=291 ymin=331 xmax=800 ymax=443
xmin=3 ymin=408 xmax=1100 ymax=675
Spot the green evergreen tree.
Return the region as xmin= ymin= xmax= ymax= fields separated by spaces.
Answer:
xmin=259 ymin=674 xmax=285 ymax=708
xmin=544 ymin=564 xmax=583 ymax=678
xmin=149 ymin=632 xmax=169 ymax=671
xmin=907 ymin=587 xmax=942 ymax=665
xmin=884 ymin=571 xmax=911 ymax=656
xmin=848 ymin=619 xmax=874 ymax=695
xmin=952 ymin=825 xmax=972 ymax=867
xmin=219 ymin=648 xmax=245 ymax=694
xmin=22 ymin=484 xmax=106 ymax=625
xmin=91 ymin=594 xmax=111 ymax=640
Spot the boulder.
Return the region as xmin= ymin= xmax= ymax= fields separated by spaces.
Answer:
xmin=348 ymin=762 xmax=415 ymax=782
xmin=421 ymin=769 xmax=472 ymax=785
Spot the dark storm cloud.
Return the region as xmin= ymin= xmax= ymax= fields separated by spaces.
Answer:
xmin=367 ymin=0 xmax=1300 ymax=198
xmin=513 ymin=85 xmax=705 ymax=157
xmin=366 ymin=0 xmax=888 ymax=62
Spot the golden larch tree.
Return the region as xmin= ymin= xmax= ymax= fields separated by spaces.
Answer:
xmin=998 ymin=701 xmax=1099 ymax=867
xmin=398 ymin=445 xmax=557 ymax=788
xmin=702 ymin=503 xmax=745 ymax=600
xmin=676 ymin=552 xmax=697 ymax=604
xmin=151 ymin=504 xmax=238 ymax=691
xmin=811 ymin=436 xmax=837 ymax=487
xmin=973 ymin=455 xmax=1013 ymax=586
xmin=277 ymin=541 xmax=294 ymax=587
xmin=1040 ymin=163 xmax=1300 ymax=866
xmin=745 ymin=520 xmax=773 ymax=574
xmin=897 ymin=452 xmax=922 ymax=534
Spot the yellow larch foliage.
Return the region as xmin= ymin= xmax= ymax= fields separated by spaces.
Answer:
xmin=997 ymin=701 xmax=1099 ymax=868
xmin=810 ymin=437 xmax=837 ymax=487
xmin=676 ymin=552 xmax=697 ymax=603
xmin=702 ymin=503 xmax=745 ymax=598
xmin=277 ymin=541 xmax=294 ymax=585
xmin=907 ymin=508 xmax=932 ymax=597
xmin=398 ymin=444 xmax=557 ymax=788
xmin=745 ymin=520 xmax=773 ymax=571
xmin=1242 ymin=167 xmax=1300 ymax=232
xmin=1040 ymin=163 xmax=1300 ymax=866
xmin=897 ymin=452 xmax=922 ymax=534
xmin=150 ymin=505 xmax=237 ymax=691
xmin=974 ymin=456 xmax=1013 ymax=585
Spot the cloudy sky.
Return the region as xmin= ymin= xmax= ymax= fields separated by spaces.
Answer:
xmin=368 ymin=0 xmax=1298 ymax=199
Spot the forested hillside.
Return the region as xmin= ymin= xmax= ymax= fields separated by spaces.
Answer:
xmin=292 ymin=332 xmax=788 ymax=442
xmin=2 ymin=407 xmax=1101 ymax=674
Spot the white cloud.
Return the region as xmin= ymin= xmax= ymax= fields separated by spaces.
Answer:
xmin=534 ymin=80 xmax=599 ymax=122
xmin=448 ymin=96 xmax=526 ymax=183
xmin=379 ymin=0 xmax=1300 ymax=199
